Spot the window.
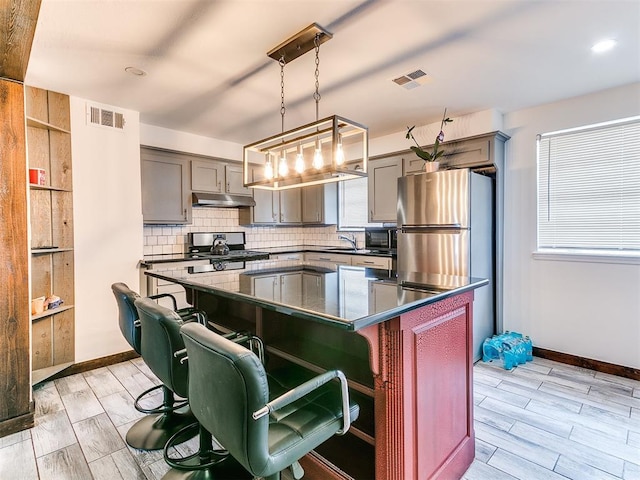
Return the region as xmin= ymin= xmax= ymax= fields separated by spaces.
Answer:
xmin=338 ymin=177 xmax=382 ymax=230
xmin=537 ymin=116 xmax=640 ymax=257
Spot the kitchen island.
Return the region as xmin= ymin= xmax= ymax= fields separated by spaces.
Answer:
xmin=145 ymin=258 xmax=488 ymax=480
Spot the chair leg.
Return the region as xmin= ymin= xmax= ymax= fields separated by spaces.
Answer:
xmin=125 ymin=385 xmax=196 ymax=450
xmin=162 ymin=424 xmax=253 ymax=480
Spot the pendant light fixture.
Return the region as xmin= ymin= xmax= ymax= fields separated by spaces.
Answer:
xmin=243 ymin=23 xmax=368 ymax=190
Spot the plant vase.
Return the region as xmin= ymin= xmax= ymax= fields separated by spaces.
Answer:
xmin=422 ymin=161 xmax=439 ymax=173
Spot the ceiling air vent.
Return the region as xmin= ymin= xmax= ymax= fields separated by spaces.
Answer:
xmin=86 ymin=104 xmax=126 ymax=130
xmin=392 ymin=69 xmax=429 ymax=90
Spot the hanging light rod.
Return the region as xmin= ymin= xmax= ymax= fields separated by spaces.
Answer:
xmin=267 ymin=23 xmax=332 ymax=63
xmin=244 ymin=23 xmax=368 ymax=191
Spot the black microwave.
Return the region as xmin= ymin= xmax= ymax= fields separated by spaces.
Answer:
xmin=365 ymin=228 xmax=397 ymax=252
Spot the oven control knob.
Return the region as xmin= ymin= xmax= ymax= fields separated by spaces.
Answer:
xmin=213 ymin=262 xmax=225 ymax=271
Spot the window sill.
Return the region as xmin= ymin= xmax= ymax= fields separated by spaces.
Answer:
xmin=532 ymin=250 xmax=640 ymax=265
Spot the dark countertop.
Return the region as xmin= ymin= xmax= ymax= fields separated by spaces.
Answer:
xmin=141 ymin=245 xmax=394 ymax=265
xmin=144 ymin=258 xmax=488 ymax=331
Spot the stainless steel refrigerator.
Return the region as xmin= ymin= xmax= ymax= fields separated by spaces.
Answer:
xmin=397 ymin=169 xmax=494 ymax=361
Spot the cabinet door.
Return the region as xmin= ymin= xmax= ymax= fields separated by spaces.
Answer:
xmin=250 ymin=166 xmax=278 ymax=224
xmin=403 ymin=155 xmax=425 ymax=175
xmin=302 ymin=185 xmax=322 ymax=223
xmin=302 ymin=183 xmax=337 ymax=224
xmin=368 ymin=156 xmax=402 ymax=223
xmin=192 ymin=159 xmax=224 ymax=193
xmin=280 ymin=272 xmax=303 ymax=305
xmin=225 ymin=164 xmax=251 ymax=195
xmin=253 ymin=275 xmax=279 ymax=301
xmin=279 ymin=189 xmax=301 ymax=223
xmin=141 ymin=149 xmax=190 ymax=224
xmin=369 ymin=281 xmax=399 ymax=312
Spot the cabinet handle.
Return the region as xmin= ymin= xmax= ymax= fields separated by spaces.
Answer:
xmin=218 ymin=181 xmax=222 ymax=191
xmin=319 ymin=257 xmax=330 ymax=261
xmin=226 ymin=181 xmax=230 ymax=192
xmin=184 ymin=208 xmax=187 ymax=219
xmin=362 ymin=261 xmax=375 ymax=264
xmin=280 ymin=213 xmax=284 ymax=222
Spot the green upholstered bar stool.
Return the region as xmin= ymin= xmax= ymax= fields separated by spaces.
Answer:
xmin=172 ymin=322 xmax=360 ymax=480
xmin=112 ymin=283 xmax=203 ymax=450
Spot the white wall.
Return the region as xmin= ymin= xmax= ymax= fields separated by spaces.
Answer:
xmin=140 ymin=123 xmax=243 ymax=161
xmin=71 ymin=98 xmax=143 ymax=362
xmin=369 ymin=109 xmax=503 ymax=156
xmin=502 ymin=82 xmax=640 ymax=369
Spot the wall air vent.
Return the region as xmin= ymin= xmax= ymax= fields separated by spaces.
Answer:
xmin=86 ymin=104 xmax=126 ymax=130
xmin=392 ymin=69 xmax=429 ymax=90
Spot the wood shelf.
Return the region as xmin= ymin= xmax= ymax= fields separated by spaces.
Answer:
xmin=31 ymin=304 xmax=74 ymax=321
xmin=26 ymin=86 xmax=75 ymax=383
xmin=266 ymin=345 xmax=374 ymax=397
xmin=29 ymin=184 xmax=72 ymax=192
xmin=26 ymin=116 xmax=70 ymax=134
xmin=31 ymin=247 xmax=73 ymax=255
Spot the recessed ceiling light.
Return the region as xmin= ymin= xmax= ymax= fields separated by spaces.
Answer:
xmin=591 ymin=39 xmax=616 ymax=53
xmin=125 ymin=66 xmax=147 ymax=76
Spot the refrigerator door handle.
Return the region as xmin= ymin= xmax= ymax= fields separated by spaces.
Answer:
xmin=401 ymin=224 xmax=462 ymax=229
xmin=401 ymin=225 xmax=464 ymax=234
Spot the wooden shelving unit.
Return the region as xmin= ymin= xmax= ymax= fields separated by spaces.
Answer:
xmin=26 ymin=86 xmax=75 ymax=385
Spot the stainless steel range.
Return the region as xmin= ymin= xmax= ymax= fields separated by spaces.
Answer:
xmin=187 ymin=232 xmax=268 ymax=273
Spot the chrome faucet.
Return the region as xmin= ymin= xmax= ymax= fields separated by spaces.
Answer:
xmin=338 ymin=233 xmax=357 ymax=250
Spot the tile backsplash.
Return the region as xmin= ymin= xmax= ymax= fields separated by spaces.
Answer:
xmin=143 ymin=207 xmax=364 ymax=255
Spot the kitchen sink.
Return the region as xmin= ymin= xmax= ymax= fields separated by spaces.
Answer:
xmin=326 ymin=247 xmax=365 ymax=252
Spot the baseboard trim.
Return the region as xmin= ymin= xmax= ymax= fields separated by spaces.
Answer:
xmin=48 ymin=350 xmax=140 ymax=380
xmin=533 ymin=347 xmax=640 ymax=381
xmin=0 ymin=401 xmax=35 ymax=439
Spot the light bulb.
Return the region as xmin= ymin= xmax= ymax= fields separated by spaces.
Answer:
xmin=295 ymin=145 xmax=305 ymax=173
xmin=264 ymin=154 xmax=274 ymax=179
xmin=278 ymin=152 xmax=288 ymax=177
xmin=313 ymin=139 xmax=323 ymax=169
xmin=336 ymin=136 xmax=345 ymax=166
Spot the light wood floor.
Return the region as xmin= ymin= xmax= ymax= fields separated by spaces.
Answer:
xmin=0 ymin=356 xmax=638 ymax=479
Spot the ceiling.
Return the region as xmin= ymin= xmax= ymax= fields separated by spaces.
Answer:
xmin=26 ymin=0 xmax=640 ymax=145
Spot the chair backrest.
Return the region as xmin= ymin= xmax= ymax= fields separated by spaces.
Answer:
xmin=180 ymin=322 xmax=271 ymax=476
xmin=111 ymin=282 xmax=141 ymax=353
xmin=135 ymin=297 xmax=189 ymax=398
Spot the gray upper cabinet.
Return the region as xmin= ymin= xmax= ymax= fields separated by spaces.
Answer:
xmin=403 ymin=155 xmax=425 ymax=175
xmin=239 ymin=165 xmax=301 ymax=225
xmin=302 ymin=183 xmax=337 ymax=225
xmin=192 ymin=160 xmax=250 ymax=196
xmin=279 ymin=189 xmax=302 ymax=224
xmin=367 ymin=155 xmax=403 ymax=223
xmin=191 ymin=159 xmax=224 ymax=193
xmin=225 ymin=164 xmax=251 ymax=195
xmin=141 ymin=147 xmax=191 ymax=224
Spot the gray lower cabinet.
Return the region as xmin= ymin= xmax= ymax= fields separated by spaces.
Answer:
xmin=302 ymin=183 xmax=337 ymax=225
xmin=141 ymin=147 xmax=191 ymax=224
xmin=242 ymin=272 xmax=302 ymax=302
xmin=367 ymin=155 xmax=403 ymax=223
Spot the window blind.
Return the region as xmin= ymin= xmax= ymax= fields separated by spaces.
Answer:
xmin=338 ymin=177 xmax=382 ymax=229
xmin=537 ymin=117 xmax=640 ymax=253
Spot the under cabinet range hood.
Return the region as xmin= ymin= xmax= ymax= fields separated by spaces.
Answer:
xmin=192 ymin=192 xmax=256 ymax=208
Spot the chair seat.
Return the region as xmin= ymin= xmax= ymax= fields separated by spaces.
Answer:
xmin=265 ymin=368 xmax=360 ymax=469
xmin=268 ymin=386 xmax=359 ymax=454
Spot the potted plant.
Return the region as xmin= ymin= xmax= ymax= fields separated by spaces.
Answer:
xmin=406 ymin=108 xmax=453 ymax=172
